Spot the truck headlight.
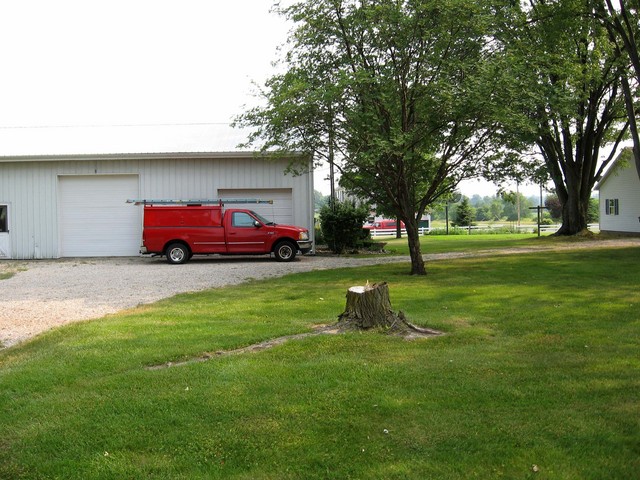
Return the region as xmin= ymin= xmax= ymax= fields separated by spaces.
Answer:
xmin=299 ymin=231 xmax=309 ymax=241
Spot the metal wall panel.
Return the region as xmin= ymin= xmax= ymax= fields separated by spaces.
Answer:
xmin=0 ymin=155 xmax=314 ymax=259
xmin=218 ymin=188 xmax=294 ymax=225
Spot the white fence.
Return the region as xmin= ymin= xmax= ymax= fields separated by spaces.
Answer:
xmin=366 ymin=224 xmax=599 ymax=237
xmin=368 ymin=227 xmax=431 ymax=237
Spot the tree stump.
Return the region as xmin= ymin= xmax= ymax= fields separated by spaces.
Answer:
xmin=336 ymin=282 xmax=442 ymax=338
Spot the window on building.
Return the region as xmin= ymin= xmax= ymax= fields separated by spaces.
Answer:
xmin=605 ymin=198 xmax=619 ymax=215
xmin=0 ymin=206 xmax=7 ymax=233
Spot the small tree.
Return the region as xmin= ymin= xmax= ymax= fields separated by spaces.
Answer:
xmin=319 ymin=201 xmax=369 ymax=254
xmin=454 ymin=197 xmax=475 ymax=227
xmin=545 ymin=194 xmax=563 ymax=221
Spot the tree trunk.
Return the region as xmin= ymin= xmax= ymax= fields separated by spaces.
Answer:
xmin=338 ymin=283 xmax=398 ymax=329
xmin=557 ymin=194 xmax=588 ymax=235
xmin=556 ymin=172 xmax=589 ymax=236
xmin=336 ymin=282 xmax=441 ymax=337
xmin=405 ymin=219 xmax=426 ymax=275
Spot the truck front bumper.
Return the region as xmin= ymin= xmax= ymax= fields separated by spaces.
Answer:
xmin=297 ymin=240 xmax=313 ymax=254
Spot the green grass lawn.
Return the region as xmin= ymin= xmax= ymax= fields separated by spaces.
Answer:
xmin=381 ymin=232 xmax=557 ymax=255
xmin=382 ymin=233 xmax=544 ymax=255
xmin=1 ymin=242 xmax=639 ymax=479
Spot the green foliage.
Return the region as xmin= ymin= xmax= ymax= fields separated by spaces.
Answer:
xmin=494 ymin=0 xmax=627 ymax=234
xmin=236 ymin=0 xmax=511 ymax=274
xmin=587 ymin=197 xmax=600 ymax=223
xmin=473 ymin=196 xmax=505 ymax=222
xmin=500 ymin=190 xmax=533 ymax=221
xmin=318 ymin=200 xmax=370 ymax=253
xmin=1 ymin=243 xmax=639 ymax=478
xmin=453 ymin=197 xmax=475 ymax=227
xmin=545 ymin=193 xmax=563 ymax=220
xmin=313 ymin=190 xmax=329 ymax=211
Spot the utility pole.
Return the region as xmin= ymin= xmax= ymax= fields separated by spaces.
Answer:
xmin=328 ymin=105 xmax=336 ymax=210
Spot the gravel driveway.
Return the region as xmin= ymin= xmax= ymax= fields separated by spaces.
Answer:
xmin=2 ymin=237 xmax=638 ymax=349
xmin=0 ymin=254 xmax=408 ymax=349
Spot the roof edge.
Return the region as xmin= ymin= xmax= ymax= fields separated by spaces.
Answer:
xmin=594 ymin=147 xmax=633 ymax=190
xmin=0 ymin=151 xmax=308 ymax=163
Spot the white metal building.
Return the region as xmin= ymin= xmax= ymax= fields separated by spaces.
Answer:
xmin=595 ymin=148 xmax=640 ymax=235
xmin=0 ymin=128 xmax=314 ymax=259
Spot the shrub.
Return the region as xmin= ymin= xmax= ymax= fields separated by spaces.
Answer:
xmin=319 ymin=201 xmax=370 ymax=254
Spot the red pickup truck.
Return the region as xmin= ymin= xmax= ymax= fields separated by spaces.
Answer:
xmin=135 ymin=201 xmax=312 ymax=264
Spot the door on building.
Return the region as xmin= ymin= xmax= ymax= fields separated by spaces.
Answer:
xmin=58 ymin=175 xmax=141 ymax=257
xmin=0 ymin=205 xmax=10 ymax=258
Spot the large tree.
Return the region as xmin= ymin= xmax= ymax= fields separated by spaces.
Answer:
xmin=592 ymin=0 xmax=640 ymax=179
xmin=496 ymin=0 xmax=629 ymax=235
xmin=236 ymin=0 xmax=505 ymax=275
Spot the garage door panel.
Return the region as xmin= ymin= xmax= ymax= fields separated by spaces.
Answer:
xmin=59 ymin=175 xmax=140 ymax=257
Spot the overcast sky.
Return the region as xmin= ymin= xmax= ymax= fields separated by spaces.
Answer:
xmin=0 ymin=0 xmax=288 ymax=127
xmin=0 ymin=0 xmax=545 ymax=197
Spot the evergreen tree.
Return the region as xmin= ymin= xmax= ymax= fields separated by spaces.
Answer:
xmin=454 ymin=197 xmax=475 ymax=227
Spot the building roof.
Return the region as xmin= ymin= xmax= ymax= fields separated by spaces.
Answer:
xmin=594 ymin=147 xmax=634 ymax=191
xmin=0 ymin=123 xmax=254 ymax=160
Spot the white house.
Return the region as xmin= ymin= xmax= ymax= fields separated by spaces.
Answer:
xmin=595 ymin=148 xmax=640 ymax=235
xmin=0 ymin=125 xmax=315 ymax=259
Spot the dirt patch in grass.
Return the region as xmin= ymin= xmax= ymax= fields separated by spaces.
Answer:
xmin=0 ymin=263 xmax=27 ymax=281
xmin=146 ymin=322 xmax=442 ymax=370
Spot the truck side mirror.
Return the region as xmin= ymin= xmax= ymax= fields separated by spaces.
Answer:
xmin=253 ymin=220 xmax=262 ymax=228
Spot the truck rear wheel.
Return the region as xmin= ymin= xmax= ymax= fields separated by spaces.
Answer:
xmin=166 ymin=243 xmax=189 ymax=264
xmin=274 ymin=241 xmax=297 ymax=262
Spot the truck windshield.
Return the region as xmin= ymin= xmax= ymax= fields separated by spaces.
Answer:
xmin=251 ymin=211 xmax=276 ymax=226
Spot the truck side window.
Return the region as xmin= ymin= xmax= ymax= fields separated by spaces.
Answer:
xmin=232 ymin=212 xmax=257 ymax=228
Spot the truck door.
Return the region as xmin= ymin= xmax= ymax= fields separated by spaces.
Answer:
xmin=225 ymin=211 xmax=272 ymax=254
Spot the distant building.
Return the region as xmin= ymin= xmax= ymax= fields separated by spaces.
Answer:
xmin=595 ymin=148 xmax=640 ymax=235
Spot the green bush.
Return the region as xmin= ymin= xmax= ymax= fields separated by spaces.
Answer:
xmin=319 ymin=201 xmax=370 ymax=253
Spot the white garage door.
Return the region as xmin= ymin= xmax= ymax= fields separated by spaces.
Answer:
xmin=59 ymin=175 xmax=141 ymax=257
xmin=218 ymin=188 xmax=293 ymax=225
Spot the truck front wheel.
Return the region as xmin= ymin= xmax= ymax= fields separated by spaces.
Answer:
xmin=166 ymin=243 xmax=190 ymax=264
xmin=274 ymin=241 xmax=297 ymax=262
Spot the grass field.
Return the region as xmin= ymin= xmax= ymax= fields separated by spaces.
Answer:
xmin=1 ymin=238 xmax=639 ymax=479
xmin=381 ymin=232 xmax=545 ymax=255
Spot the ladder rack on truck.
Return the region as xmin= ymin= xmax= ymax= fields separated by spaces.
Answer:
xmin=132 ymin=198 xmax=312 ymax=264
xmin=126 ymin=198 xmax=274 ymax=206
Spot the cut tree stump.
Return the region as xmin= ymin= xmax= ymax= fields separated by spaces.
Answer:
xmin=336 ymin=282 xmax=442 ymax=338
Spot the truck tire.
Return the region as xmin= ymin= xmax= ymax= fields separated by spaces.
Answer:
xmin=166 ymin=243 xmax=190 ymax=264
xmin=274 ymin=241 xmax=297 ymax=262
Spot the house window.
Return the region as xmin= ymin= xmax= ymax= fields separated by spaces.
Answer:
xmin=605 ymin=198 xmax=619 ymax=215
xmin=0 ymin=206 xmax=7 ymax=233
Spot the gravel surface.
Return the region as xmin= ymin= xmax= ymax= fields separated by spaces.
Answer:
xmin=1 ymin=237 xmax=638 ymax=349
xmin=0 ymin=254 xmax=407 ymax=349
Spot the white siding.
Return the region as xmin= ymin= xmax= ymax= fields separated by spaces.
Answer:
xmin=0 ymin=155 xmax=314 ymax=259
xmin=599 ymin=161 xmax=640 ymax=233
